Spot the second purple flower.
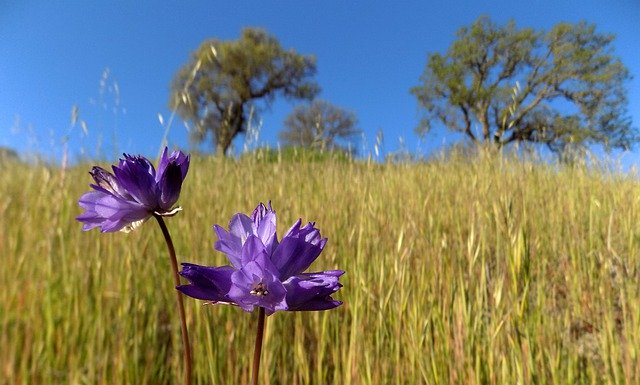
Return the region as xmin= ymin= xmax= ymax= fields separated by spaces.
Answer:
xmin=178 ymin=202 xmax=344 ymax=315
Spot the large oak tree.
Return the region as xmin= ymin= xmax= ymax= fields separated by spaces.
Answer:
xmin=411 ymin=17 xmax=635 ymax=153
xmin=170 ymin=28 xmax=319 ymax=155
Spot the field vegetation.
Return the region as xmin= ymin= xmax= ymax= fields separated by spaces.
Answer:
xmin=2 ymin=151 xmax=640 ymax=384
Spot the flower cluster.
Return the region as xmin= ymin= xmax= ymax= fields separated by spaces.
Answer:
xmin=76 ymin=147 xmax=342 ymax=385
xmin=77 ymin=147 xmax=190 ymax=232
xmin=178 ymin=203 xmax=343 ymax=315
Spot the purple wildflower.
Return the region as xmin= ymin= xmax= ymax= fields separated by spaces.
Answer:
xmin=77 ymin=147 xmax=190 ymax=232
xmin=177 ymin=202 xmax=343 ymax=315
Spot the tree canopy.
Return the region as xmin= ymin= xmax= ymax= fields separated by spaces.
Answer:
xmin=279 ymin=100 xmax=361 ymax=152
xmin=411 ymin=17 xmax=635 ymax=153
xmin=169 ymin=28 xmax=319 ymax=155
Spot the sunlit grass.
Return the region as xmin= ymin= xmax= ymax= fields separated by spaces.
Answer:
xmin=2 ymin=153 xmax=640 ymax=384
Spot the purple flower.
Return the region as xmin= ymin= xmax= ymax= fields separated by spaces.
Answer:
xmin=77 ymin=147 xmax=190 ymax=232
xmin=178 ymin=202 xmax=343 ymax=315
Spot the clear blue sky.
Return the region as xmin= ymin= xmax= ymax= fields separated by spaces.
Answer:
xmin=1 ymin=1 xmax=638 ymax=164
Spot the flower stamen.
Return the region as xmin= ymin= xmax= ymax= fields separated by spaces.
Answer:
xmin=250 ymin=282 xmax=269 ymax=297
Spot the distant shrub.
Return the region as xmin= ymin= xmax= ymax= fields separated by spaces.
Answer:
xmin=0 ymin=146 xmax=20 ymax=163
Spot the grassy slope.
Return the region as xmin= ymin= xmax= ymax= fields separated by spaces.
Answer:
xmin=2 ymin=154 xmax=639 ymax=384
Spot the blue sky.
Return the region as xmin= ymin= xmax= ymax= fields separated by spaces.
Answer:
xmin=1 ymin=1 xmax=638 ymax=164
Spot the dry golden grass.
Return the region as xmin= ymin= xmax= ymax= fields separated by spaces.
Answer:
xmin=2 ymin=152 xmax=640 ymax=384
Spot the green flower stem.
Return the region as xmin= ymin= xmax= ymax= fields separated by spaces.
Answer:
xmin=251 ymin=307 xmax=267 ymax=385
xmin=155 ymin=215 xmax=192 ymax=385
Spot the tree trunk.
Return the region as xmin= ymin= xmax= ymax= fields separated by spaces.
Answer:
xmin=215 ymin=143 xmax=228 ymax=156
xmin=215 ymin=104 xmax=244 ymax=156
xmin=477 ymin=106 xmax=491 ymax=142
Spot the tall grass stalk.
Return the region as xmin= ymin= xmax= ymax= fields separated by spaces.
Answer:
xmin=2 ymin=152 xmax=640 ymax=384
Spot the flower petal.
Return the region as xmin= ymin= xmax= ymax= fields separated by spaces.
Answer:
xmin=272 ymin=220 xmax=327 ymax=279
xmin=112 ymin=156 xmax=159 ymax=208
xmin=283 ymin=270 xmax=344 ymax=311
xmin=214 ymin=213 xmax=253 ymax=268
xmin=157 ymin=161 xmax=184 ymax=210
xmin=157 ymin=147 xmax=190 ymax=182
xmin=77 ymin=190 xmax=149 ymax=232
xmin=155 ymin=147 xmax=171 ymax=182
xmin=156 ymin=148 xmax=190 ymax=211
xmin=177 ymin=263 xmax=234 ymax=302
xmin=252 ymin=203 xmax=278 ymax=256
xmin=89 ymin=166 xmax=132 ymax=200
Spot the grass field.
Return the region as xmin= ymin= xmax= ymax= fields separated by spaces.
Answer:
xmin=2 ymin=152 xmax=640 ymax=384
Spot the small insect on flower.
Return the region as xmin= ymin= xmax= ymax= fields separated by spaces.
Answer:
xmin=76 ymin=147 xmax=190 ymax=232
xmin=178 ymin=202 xmax=344 ymax=315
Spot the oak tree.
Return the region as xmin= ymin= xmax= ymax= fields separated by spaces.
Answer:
xmin=411 ymin=17 xmax=635 ymax=153
xmin=170 ymin=28 xmax=319 ymax=155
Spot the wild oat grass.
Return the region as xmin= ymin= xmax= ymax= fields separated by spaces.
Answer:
xmin=2 ymin=153 xmax=639 ymax=384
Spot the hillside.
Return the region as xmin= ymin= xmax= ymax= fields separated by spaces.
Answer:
xmin=2 ymin=154 xmax=639 ymax=384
